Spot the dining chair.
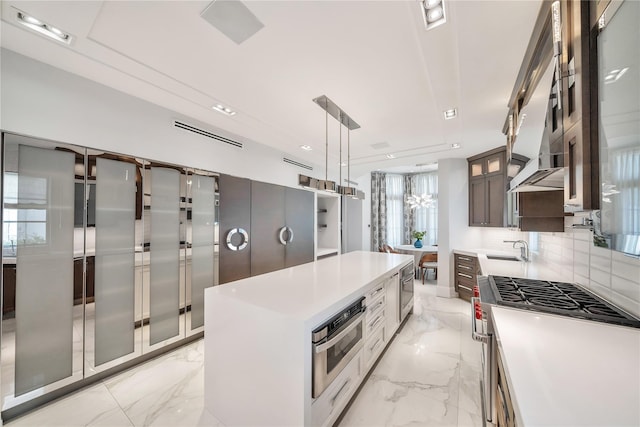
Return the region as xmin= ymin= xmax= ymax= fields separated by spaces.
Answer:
xmin=418 ymin=252 xmax=438 ymax=283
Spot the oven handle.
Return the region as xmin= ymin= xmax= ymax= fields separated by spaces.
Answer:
xmin=470 ymin=297 xmax=490 ymax=343
xmin=314 ymin=312 xmax=364 ymax=354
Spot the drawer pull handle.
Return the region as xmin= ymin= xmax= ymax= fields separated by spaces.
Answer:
xmin=459 ymin=256 xmax=471 ymax=261
xmin=369 ymin=337 xmax=382 ymax=352
xmin=459 ymin=284 xmax=472 ymax=292
xmin=369 ymin=316 xmax=383 ymax=330
xmin=330 ymin=378 xmax=351 ymax=407
xmin=370 ymin=287 xmax=384 ymax=298
xmin=458 ymin=272 xmax=473 ymax=279
xmin=369 ymin=300 xmax=384 ymax=313
xmin=458 ymin=265 xmax=472 ymax=270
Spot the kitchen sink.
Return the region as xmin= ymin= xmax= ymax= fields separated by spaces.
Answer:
xmin=486 ymin=255 xmax=521 ymax=262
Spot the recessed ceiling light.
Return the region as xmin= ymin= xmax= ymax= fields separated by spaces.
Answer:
xmin=212 ymin=103 xmax=237 ymax=116
xmin=16 ymin=10 xmax=73 ymax=44
xmin=421 ymin=0 xmax=446 ymax=30
xmin=300 ymin=145 xmax=312 ymax=151
xmin=386 ymin=154 xmax=396 ymax=159
xmin=451 ymin=143 xmax=461 ymax=149
xmin=444 ymin=108 xmax=457 ymax=120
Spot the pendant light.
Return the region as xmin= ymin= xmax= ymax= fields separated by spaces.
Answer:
xmin=340 ymin=124 xmax=357 ymax=197
xmin=317 ymin=104 xmax=337 ymax=192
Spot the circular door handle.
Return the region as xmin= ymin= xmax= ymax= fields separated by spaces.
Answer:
xmin=226 ymin=228 xmax=249 ymax=251
xmin=279 ymin=226 xmax=288 ymax=245
xmin=278 ymin=227 xmax=295 ymax=245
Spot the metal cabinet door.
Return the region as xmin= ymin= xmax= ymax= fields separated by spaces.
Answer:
xmin=285 ymin=187 xmax=314 ymax=268
xmin=250 ymin=181 xmax=285 ymax=275
xmin=218 ymin=174 xmax=251 ymax=284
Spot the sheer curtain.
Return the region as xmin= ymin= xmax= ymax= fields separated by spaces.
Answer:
xmin=385 ymin=174 xmax=405 ymax=247
xmin=411 ymin=172 xmax=438 ymax=246
xmin=611 ymin=147 xmax=640 ymax=253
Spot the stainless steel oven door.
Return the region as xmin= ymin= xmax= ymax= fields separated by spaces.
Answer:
xmin=312 ymin=312 xmax=364 ymax=398
xmin=399 ymin=268 xmax=414 ymax=322
xmin=471 ymin=297 xmax=495 ymax=423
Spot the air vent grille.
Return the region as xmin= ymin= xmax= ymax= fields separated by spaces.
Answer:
xmin=283 ymin=157 xmax=313 ymax=171
xmin=174 ymin=120 xmax=243 ymax=149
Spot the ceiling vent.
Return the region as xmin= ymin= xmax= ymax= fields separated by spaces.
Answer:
xmin=283 ymin=157 xmax=313 ymax=171
xmin=174 ymin=120 xmax=243 ymax=149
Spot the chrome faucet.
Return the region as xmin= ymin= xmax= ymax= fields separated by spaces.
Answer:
xmin=504 ymin=240 xmax=529 ymax=262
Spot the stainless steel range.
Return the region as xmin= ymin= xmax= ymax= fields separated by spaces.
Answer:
xmin=472 ymin=275 xmax=640 ymax=423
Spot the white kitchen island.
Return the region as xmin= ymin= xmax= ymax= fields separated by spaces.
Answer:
xmin=204 ymin=251 xmax=413 ymax=427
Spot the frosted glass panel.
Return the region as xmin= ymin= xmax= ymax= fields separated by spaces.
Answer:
xmin=190 ymin=175 xmax=216 ymax=329
xmin=95 ymin=158 xmax=137 ymax=365
xmin=150 ymin=167 xmax=180 ymax=345
xmin=15 ymin=145 xmax=74 ymax=396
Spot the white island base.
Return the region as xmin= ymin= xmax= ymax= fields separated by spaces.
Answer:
xmin=204 ymin=251 xmax=413 ymax=426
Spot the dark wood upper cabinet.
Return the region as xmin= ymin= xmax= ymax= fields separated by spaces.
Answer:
xmin=562 ymin=0 xmax=599 ymax=212
xmin=468 ymin=147 xmax=527 ymax=227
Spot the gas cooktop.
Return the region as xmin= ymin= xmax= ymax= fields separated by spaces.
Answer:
xmin=488 ymin=276 xmax=640 ymax=328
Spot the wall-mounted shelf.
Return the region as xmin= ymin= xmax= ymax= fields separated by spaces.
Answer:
xmin=315 ymin=193 xmax=341 ymax=260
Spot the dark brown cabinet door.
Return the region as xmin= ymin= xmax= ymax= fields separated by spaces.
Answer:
xmin=285 ymin=188 xmax=314 ymax=267
xmin=469 ymin=178 xmax=487 ymax=226
xmin=250 ymin=181 xmax=286 ymax=276
xmin=219 ymin=174 xmax=252 ymax=284
xmin=486 ymin=174 xmax=505 ymax=227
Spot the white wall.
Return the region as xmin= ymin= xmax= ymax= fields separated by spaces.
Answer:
xmin=355 ymin=173 xmax=372 ymax=251
xmin=436 ymin=158 xmax=482 ymax=298
xmin=0 ymin=49 xmax=321 ymax=188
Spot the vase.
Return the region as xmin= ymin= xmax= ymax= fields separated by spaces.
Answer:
xmin=414 ymin=239 xmax=423 ymax=248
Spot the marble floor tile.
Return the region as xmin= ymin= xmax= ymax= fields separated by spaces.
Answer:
xmin=5 ymin=279 xmax=483 ymax=427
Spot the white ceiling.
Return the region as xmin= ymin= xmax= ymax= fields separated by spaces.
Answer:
xmin=0 ymin=0 xmax=543 ymax=177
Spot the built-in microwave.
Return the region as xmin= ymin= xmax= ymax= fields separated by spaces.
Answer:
xmin=311 ymin=297 xmax=365 ymax=398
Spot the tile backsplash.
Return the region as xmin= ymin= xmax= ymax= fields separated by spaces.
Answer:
xmin=480 ymin=213 xmax=640 ymax=318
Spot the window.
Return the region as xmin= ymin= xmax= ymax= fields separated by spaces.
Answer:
xmin=412 ymin=172 xmax=438 ymax=246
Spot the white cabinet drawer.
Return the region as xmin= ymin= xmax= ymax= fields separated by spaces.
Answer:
xmin=365 ymin=309 xmax=385 ymax=339
xmin=364 ymin=326 xmax=385 ymax=369
xmin=366 ymin=294 xmax=385 ymax=320
xmin=311 ymin=350 xmax=362 ymax=427
xmin=366 ymin=282 xmax=385 ymax=303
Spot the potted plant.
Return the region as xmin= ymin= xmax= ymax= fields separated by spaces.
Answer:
xmin=412 ymin=231 xmax=426 ymax=248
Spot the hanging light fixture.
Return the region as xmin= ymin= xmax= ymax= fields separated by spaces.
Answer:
xmin=406 ymin=193 xmax=437 ymax=209
xmin=317 ymin=101 xmax=337 ymax=192
xmin=309 ymin=95 xmax=363 ymax=199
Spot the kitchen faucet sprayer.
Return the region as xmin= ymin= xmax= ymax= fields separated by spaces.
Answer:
xmin=503 ymin=240 xmax=529 ymax=262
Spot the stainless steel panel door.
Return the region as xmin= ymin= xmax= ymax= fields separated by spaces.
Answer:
xmin=86 ymin=155 xmax=143 ymax=375
xmin=143 ymin=164 xmax=186 ymax=351
xmin=186 ymin=171 xmax=217 ymax=335
xmin=251 ymin=181 xmax=285 ymax=275
xmin=1 ymin=134 xmax=84 ymax=410
xmin=284 ymin=188 xmax=314 ymax=268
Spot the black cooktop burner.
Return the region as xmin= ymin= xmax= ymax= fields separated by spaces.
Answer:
xmin=488 ymin=276 xmax=640 ymax=328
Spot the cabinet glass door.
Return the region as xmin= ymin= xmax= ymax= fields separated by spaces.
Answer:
xmin=186 ymin=171 xmax=218 ymax=335
xmin=1 ymin=133 xmax=84 ymax=410
xmin=143 ymin=164 xmax=186 ymax=351
xmin=597 ymin=0 xmax=640 ymax=257
xmin=85 ymin=154 xmax=143 ymax=375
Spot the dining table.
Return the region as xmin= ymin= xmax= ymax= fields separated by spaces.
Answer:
xmin=395 ymin=245 xmax=438 ymax=278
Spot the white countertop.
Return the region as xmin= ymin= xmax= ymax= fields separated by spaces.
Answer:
xmin=206 ymin=250 xmax=412 ymax=324
xmin=492 ymin=306 xmax=640 ymax=427
xmin=454 ymin=248 xmax=573 ymax=282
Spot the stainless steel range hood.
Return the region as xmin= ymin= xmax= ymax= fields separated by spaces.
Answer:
xmin=508 ymin=60 xmax=564 ymax=193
